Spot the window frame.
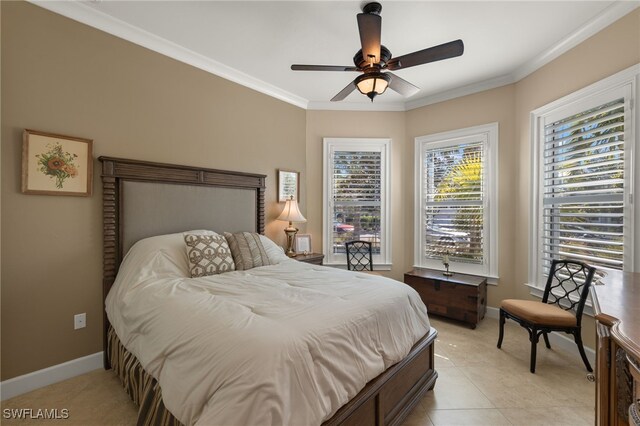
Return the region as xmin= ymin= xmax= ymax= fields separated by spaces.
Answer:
xmin=414 ymin=123 xmax=499 ymax=279
xmin=322 ymin=137 xmax=392 ymax=269
xmin=529 ymin=64 xmax=639 ymax=295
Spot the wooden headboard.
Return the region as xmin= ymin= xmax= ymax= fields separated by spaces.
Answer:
xmin=99 ymin=156 xmax=266 ymax=368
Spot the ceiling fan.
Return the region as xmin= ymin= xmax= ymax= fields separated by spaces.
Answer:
xmin=291 ymin=2 xmax=464 ymax=102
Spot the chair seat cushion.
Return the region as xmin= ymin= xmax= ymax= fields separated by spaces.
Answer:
xmin=501 ymin=299 xmax=577 ymax=327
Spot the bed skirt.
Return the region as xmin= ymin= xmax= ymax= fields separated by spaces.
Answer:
xmin=107 ymin=325 xmax=183 ymax=426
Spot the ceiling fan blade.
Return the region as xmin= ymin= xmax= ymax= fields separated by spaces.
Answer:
xmin=386 ymin=72 xmax=420 ymax=97
xmin=357 ymin=13 xmax=381 ymax=64
xmin=331 ymin=80 xmax=357 ymax=102
xmin=291 ymin=64 xmax=360 ymax=72
xmin=387 ymin=39 xmax=464 ymax=71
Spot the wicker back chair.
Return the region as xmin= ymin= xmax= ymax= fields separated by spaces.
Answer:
xmin=497 ymin=259 xmax=596 ymax=373
xmin=345 ymin=240 xmax=373 ymax=272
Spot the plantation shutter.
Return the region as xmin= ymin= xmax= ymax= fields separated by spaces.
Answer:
xmin=332 ymin=151 xmax=382 ymax=255
xmin=542 ymin=98 xmax=625 ymax=273
xmin=423 ymin=141 xmax=484 ymax=264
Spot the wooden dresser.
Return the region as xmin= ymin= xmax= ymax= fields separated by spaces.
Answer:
xmin=591 ymin=270 xmax=640 ymax=425
xmin=404 ymin=268 xmax=487 ymax=329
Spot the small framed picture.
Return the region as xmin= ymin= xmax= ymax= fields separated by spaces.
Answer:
xmin=22 ymin=129 xmax=93 ymax=196
xmin=278 ymin=169 xmax=300 ymax=202
xmin=295 ymin=234 xmax=312 ymax=255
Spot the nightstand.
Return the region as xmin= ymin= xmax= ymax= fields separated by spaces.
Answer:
xmin=293 ymin=253 xmax=324 ymax=265
xmin=404 ymin=268 xmax=487 ymax=329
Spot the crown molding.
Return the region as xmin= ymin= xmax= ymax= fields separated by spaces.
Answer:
xmin=30 ymin=0 xmax=639 ymax=112
xmin=307 ymin=101 xmax=406 ymax=112
xmin=512 ymin=1 xmax=640 ymax=82
xmin=405 ymin=74 xmax=516 ymax=111
xmin=29 ymin=0 xmax=309 ymax=110
xmin=405 ymin=1 xmax=639 ymax=111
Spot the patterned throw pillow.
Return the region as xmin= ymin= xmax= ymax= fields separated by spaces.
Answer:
xmin=184 ymin=234 xmax=235 ymax=277
xmin=224 ymin=232 xmax=271 ymax=271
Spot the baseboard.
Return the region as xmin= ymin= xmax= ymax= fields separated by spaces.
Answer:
xmin=0 ymin=352 xmax=103 ymax=401
xmin=485 ymin=306 xmax=595 ymax=365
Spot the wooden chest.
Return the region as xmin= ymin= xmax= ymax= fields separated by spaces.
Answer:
xmin=404 ymin=268 xmax=487 ymax=329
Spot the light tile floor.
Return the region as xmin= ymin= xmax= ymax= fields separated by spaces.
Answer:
xmin=404 ymin=316 xmax=595 ymax=426
xmin=1 ymin=316 xmax=594 ymax=425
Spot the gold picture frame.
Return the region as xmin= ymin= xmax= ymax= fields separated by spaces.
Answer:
xmin=22 ymin=129 xmax=93 ymax=196
xmin=278 ymin=169 xmax=300 ymax=202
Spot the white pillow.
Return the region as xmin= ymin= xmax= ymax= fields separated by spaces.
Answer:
xmin=123 ymin=230 xmax=219 ymax=276
xmin=259 ymin=235 xmax=291 ymax=264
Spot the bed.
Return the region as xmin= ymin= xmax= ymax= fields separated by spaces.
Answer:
xmin=100 ymin=156 xmax=438 ymax=426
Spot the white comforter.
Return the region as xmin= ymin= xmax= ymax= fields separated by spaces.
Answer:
xmin=106 ymin=232 xmax=430 ymax=426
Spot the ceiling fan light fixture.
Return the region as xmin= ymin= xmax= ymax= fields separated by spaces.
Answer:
xmin=290 ymin=2 xmax=463 ymax=102
xmin=355 ymin=72 xmax=390 ymax=101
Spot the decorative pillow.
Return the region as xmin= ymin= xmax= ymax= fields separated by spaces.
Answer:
xmin=259 ymin=235 xmax=290 ymax=264
xmin=224 ymin=232 xmax=271 ymax=270
xmin=184 ymin=234 xmax=235 ymax=277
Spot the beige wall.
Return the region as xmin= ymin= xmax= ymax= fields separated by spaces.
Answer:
xmin=305 ymin=111 xmax=406 ymax=280
xmin=306 ymin=10 xmax=639 ymax=349
xmin=513 ymin=9 xmax=640 ymax=298
xmin=511 ymin=8 xmax=640 ymax=348
xmin=1 ymin=2 xmax=306 ymax=380
xmin=2 ymin=2 xmax=638 ymax=380
xmin=405 ymin=85 xmax=517 ymax=308
xmin=306 ymin=86 xmax=517 ymax=297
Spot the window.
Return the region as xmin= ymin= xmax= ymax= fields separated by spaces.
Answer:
xmin=414 ymin=123 xmax=499 ymax=278
xmin=323 ymin=138 xmax=391 ymax=268
xmin=530 ymin=65 xmax=638 ymax=289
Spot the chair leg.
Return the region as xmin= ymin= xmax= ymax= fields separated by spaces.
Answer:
xmin=530 ymin=328 xmax=539 ymax=374
xmin=497 ymin=309 xmax=505 ymax=348
xmin=573 ymin=331 xmax=593 ymax=372
xmin=543 ymin=332 xmax=551 ymax=349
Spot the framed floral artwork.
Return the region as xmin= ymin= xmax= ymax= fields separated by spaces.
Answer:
xmin=22 ymin=129 xmax=93 ymax=196
xmin=278 ymin=169 xmax=300 ymax=202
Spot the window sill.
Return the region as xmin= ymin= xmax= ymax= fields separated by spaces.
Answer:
xmin=324 ymin=263 xmax=392 ymax=271
xmin=525 ymin=283 xmax=594 ymax=317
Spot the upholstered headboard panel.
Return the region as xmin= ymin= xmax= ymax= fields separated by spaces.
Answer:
xmin=99 ymin=156 xmax=266 ymax=368
xmin=121 ymin=181 xmax=257 ymax=254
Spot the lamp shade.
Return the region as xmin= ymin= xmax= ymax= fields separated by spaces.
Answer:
xmin=355 ymin=72 xmax=390 ymax=101
xmin=277 ymin=198 xmax=307 ymax=223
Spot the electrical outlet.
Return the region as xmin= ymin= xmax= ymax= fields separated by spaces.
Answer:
xmin=74 ymin=313 xmax=86 ymax=330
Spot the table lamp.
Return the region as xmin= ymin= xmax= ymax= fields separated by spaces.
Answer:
xmin=277 ymin=196 xmax=307 ymax=257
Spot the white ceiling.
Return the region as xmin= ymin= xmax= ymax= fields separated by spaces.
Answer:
xmin=33 ymin=1 xmax=639 ymax=111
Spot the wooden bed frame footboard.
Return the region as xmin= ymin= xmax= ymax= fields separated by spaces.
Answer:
xmin=100 ymin=156 xmax=438 ymax=426
xmin=324 ymin=327 xmax=438 ymax=426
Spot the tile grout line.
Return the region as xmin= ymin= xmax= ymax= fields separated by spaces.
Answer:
xmin=427 ymin=408 xmax=516 ymax=425
xmin=429 ymin=318 xmax=593 ymax=424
